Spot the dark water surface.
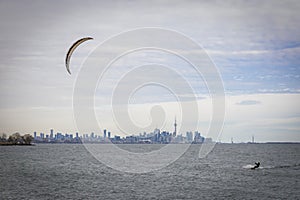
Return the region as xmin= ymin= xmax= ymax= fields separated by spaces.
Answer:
xmin=1 ymin=144 xmax=299 ymax=199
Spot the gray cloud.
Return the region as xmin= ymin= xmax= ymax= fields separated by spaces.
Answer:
xmin=0 ymin=0 xmax=299 ymax=140
xmin=236 ymin=100 xmax=261 ymax=105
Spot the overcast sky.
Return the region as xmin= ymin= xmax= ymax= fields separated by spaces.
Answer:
xmin=0 ymin=0 xmax=299 ymax=142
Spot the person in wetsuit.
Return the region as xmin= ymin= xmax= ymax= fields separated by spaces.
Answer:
xmin=251 ymin=162 xmax=260 ymax=169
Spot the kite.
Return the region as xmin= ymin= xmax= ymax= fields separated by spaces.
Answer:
xmin=65 ymin=37 xmax=93 ymax=74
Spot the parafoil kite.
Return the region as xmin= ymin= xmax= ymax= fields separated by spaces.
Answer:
xmin=65 ymin=37 xmax=93 ymax=74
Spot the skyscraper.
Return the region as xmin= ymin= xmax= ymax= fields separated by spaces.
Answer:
xmin=186 ymin=131 xmax=193 ymax=143
xmin=103 ymin=129 xmax=107 ymax=139
xmin=173 ymin=117 xmax=177 ymax=137
xmin=50 ymin=129 xmax=54 ymax=139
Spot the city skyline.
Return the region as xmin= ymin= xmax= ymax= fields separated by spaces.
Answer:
xmin=31 ymin=127 xmax=209 ymax=144
xmin=32 ymin=118 xmax=202 ymax=143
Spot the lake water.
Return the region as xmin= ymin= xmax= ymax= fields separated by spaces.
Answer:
xmin=0 ymin=144 xmax=299 ymax=199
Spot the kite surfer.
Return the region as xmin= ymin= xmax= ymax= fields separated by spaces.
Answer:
xmin=251 ymin=162 xmax=260 ymax=170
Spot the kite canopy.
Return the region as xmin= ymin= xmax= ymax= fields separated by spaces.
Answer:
xmin=65 ymin=37 xmax=93 ymax=74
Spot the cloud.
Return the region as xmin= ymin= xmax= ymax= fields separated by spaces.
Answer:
xmin=236 ymin=100 xmax=261 ymax=105
xmin=0 ymin=1 xmax=299 ymax=142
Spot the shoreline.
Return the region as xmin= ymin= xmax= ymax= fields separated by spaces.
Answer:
xmin=1 ymin=142 xmax=299 ymax=146
xmin=0 ymin=142 xmax=34 ymax=146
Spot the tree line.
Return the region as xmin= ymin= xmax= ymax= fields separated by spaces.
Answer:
xmin=0 ymin=132 xmax=33 ymax=145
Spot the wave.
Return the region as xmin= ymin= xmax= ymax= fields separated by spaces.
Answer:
xmin=243 ymin=163 xmax=300 ymax=169
xmin=274 ymin=163 xmax=300 ymax=169
xmin=243 ymin=164 xmax=255 ymax=169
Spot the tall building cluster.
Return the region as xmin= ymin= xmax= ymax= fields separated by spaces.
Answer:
xmin=33 ymin=118 xmax=212 ymax=144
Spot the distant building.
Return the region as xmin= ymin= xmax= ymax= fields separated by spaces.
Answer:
xmin=186 ymin=131 xmax=193 ymax=143
xmin=50 ymin=129 xmax=54 ymax=139
xmin=57 ymin=133 xmax=63 ymax=139
xmin=194 ymin=131 xmax=204 ymax=143
xmin=111 ymin=135 xmax=122 ymax=143
xmin=103 ymin=129 xmax=107 ymax=139
xmin=173 ymin=117 xmax=177 ymax=137
xmin=125 ymin=136 xmax=138 ymax=143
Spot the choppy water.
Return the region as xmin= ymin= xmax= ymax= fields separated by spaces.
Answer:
xmin=0 ymin=144 xmax=299 ymax=199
